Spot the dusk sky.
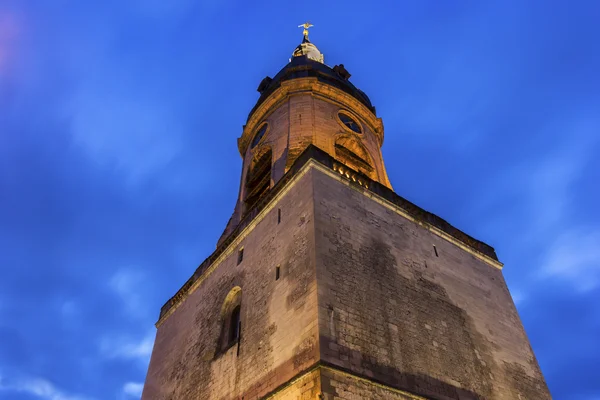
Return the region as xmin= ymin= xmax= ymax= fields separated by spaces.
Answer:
xmin=1 ymin=1 xmax=599 ymax=399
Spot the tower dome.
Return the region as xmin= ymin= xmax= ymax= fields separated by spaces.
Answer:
xmin=292 ymin=36 xmax=324 ymax=63
xmin=292 ymin=22 xmax=324 ymax=63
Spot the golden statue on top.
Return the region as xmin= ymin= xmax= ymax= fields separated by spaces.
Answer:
xmin=298 ymin=22 xmax=314 ymax=40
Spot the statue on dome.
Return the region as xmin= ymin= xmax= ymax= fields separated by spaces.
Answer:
xmin=298 ymin=22 xmax=314 ymax=40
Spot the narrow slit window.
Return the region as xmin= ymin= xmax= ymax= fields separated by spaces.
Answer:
xmin=433 ymin=245 xmax=439 ymax=257
xmin=276 ymin=265 xmax=280 ymax=280
xmin=237 ymin=248 xmax=244 ymax=264
xmin=277 ymin=208 xmax=281 ymax=224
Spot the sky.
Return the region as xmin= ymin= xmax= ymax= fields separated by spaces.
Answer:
xmin=0 ymin=0 xmax=599 ymax=399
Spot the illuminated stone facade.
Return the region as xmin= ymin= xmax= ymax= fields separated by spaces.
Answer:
xmin=142 ymin=34 xmax=551 ymax=399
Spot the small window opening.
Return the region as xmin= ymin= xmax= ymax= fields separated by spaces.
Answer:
xmin=338 ymin=111 xmax=362 ymax=134
xmin=433 ymin=245 xmax=439 ymax=257
xmin=237 ymin=248 xmax=244 ymax=264
xmin=217 ymin=287 xmax=242 ymax=356
xmin=251 ymin=123 xmax=268 ymax=149
xmin=229 ymin=305 xmax=241 ymax=344
xmin=276 ymin=265 xmax=280 ymax=280
xmin=277 ymin=208 xmax=281 ymax=224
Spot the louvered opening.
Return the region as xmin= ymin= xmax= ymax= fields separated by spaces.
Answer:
xmin=245 ymin=149 xmax=272 ymax=212
xmin=335 ymin=144 xmax=374 ymax=174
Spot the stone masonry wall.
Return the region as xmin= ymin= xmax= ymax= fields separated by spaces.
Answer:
xmin=144 ymin=164 xmax=550 ymax=400
xmin=142 ymin=170 xmax=319 ymax=400
xmin=313 ymin=169 xmax=551 ymax=400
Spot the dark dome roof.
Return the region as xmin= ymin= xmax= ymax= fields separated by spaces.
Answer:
xmin=248 ymin=55 xmax=375 ymax=121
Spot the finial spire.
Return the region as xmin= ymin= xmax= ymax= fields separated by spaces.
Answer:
xmin=298 ymin=22 xmax=314 ymax=41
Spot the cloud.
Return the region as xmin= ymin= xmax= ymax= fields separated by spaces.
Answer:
xmin=103 ymin=271 xmax=153 ymax=356
xmin=99 ymin=330 xmax=155 ymax=366
xmin=123 ymin=382 xmax=144 ymax=398
xmin=474 ymin=115 xmax=598 ymax=248
xmin=539 ymin=229 xmax=600 ymax=292
xmin=510 ymin=289 xmax=526 ymax=306
xmin=505 ymin=119 xmax=600 ymax=293
xmin=0 ymin=374 xmax=93 ymax=400
xmin=67 ymin=84 xmax=183 ymax=181
xmin=525 ymin=156 xmax=582 ymax=234
xmin=45 ymin=4 xmax=187 ymax=182
xmin=109 ymin=269 xmax=146 ymax=318
xmin=512 ymin=121 xmax=596 ymax=238
xmin=60 ymin=300 xmax=79 ymax=318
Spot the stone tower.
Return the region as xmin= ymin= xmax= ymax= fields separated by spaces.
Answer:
xmin=142 ymin=28 xmax=551 ymax=400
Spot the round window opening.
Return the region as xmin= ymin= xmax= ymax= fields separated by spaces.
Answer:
xmin=251 ymin=123 xmax=268 ymax=149
xmin=338 ymin=112 xmax=362 ymax=134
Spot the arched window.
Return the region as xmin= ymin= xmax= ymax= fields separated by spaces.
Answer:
xmin=217 ymin=287 xmax=242 ymax=354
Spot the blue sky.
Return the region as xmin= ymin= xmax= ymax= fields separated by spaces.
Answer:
xmin=0 ymin=1 xmax=599 ymax=399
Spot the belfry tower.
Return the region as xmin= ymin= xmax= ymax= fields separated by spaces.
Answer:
xmin=142 ymin=26 xmax=550 ymax=400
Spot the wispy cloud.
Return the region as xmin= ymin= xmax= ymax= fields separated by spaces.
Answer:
xmin=123 ymin=382 xmax=144 ymax=398
xmin=51 ymin=6 xmax=186 ymax=182
xmin=99 ymin=330 xmax=155 ymax=367
xmin=0 ymin=374 xmax=93 ymax=400
xmin=60 ymin=300 xmax=79 ymax=318
xmin=514 ymin=126 xmax=595 ymax=239
xmin=539 ymin=229 xmax=600 ymax=292
xmin=520 ymin=121 xmax=600 ymax=293
xmin=67 ymin=85 xmax=182 ymax=180
xmin=510 ymin=289 xmax=527 ymax=306
xmin=525 ymin=157 xmax=582 ymax=235
xmin=109 ymin=269 xmax=146 ymax=318
xmin=103 ymin=270 xmax=155 ymax=370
